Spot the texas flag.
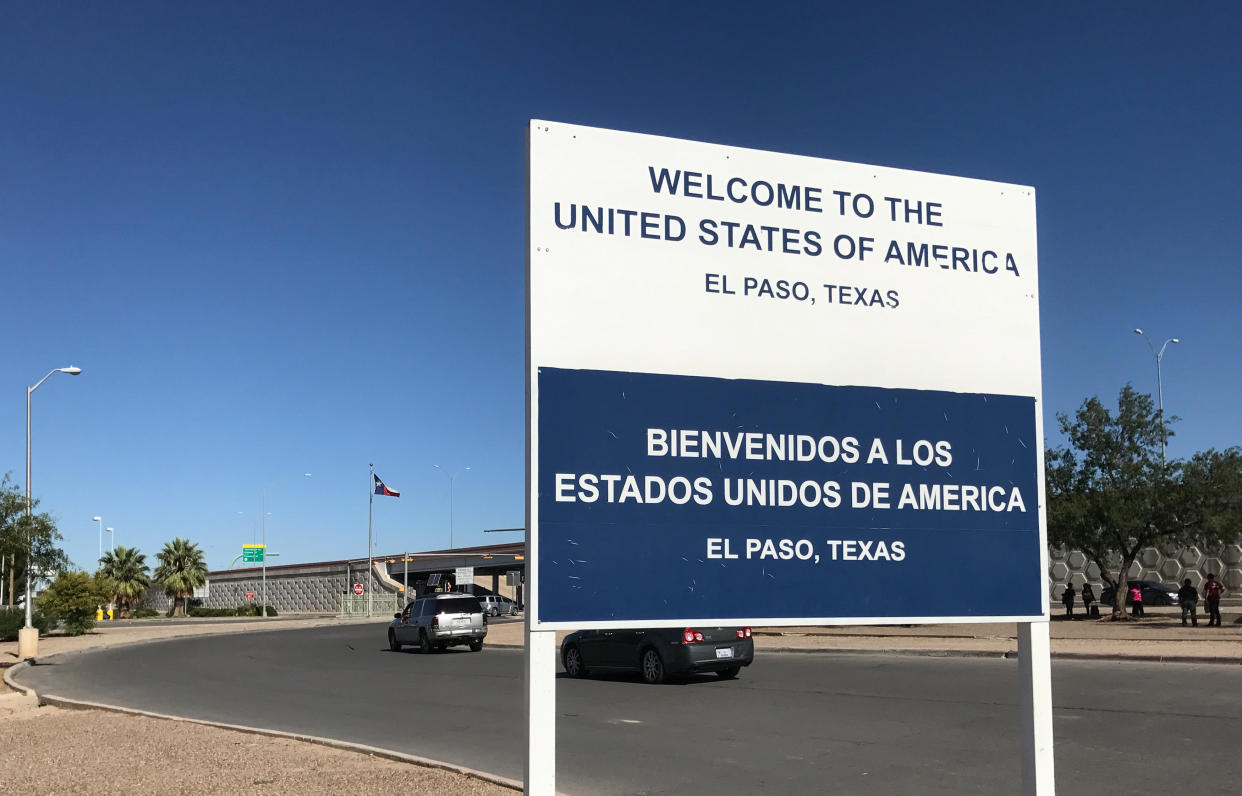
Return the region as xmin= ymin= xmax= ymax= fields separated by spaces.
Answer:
xmin=373 ymin=474 xmax=400 ymax=497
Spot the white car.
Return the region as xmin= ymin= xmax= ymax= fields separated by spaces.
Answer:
xmin=478 ymin=595 xmax=520 ymax=617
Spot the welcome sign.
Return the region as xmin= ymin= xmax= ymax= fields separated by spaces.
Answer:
xmin=527 ymin=121 xmax=1047 ymax=628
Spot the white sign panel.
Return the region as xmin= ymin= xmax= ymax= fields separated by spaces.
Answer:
xmin=527 ymin=120 xmax=1046 ymax=630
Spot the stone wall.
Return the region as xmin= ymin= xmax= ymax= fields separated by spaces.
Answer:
xmin=136 ymin=558 xmax=520 ymax=615
xmin=1048 ymin=540 xmax=1242 ymax=599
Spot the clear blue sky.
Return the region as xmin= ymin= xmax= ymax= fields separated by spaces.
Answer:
xmin=4 ymin=3 xmax=1239 ymax=573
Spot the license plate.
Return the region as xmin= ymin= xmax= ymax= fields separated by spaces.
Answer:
xmin=716 ymin=647 xmax=733 ymax=659
xmin=453 ymin=618 xmax=469 ymax=627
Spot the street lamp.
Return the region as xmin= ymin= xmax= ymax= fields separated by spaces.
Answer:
xmin=433 ymin=464 xmax=470 ymax=549
xmin=1134 ymin=329 xmax=1179 ymax=467
xmin=106 ymin=527 xmax=114 ymax=554
xmin=23 ymin=365 xmax=82 ymax=659
xmin=93 ymin=516 xmax=104 ymax=560
xmin=260 ymin=473 xmax=311 ymax=617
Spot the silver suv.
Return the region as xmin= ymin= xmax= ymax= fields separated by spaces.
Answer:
xmin=479 ymin=595 xmax=520 ymax=617
xmin=389 ymin=594 xmax=487 ymax=653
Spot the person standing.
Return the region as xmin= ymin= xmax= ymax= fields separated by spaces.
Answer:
xmin=1129 ymin=584 xmax=1144 ymax=617
xmin=1203 ymin=573 xmax=1225 ymax=627
xmin=1177 ymin=578 xmax=1199 ymax=627
xmin=1061 ymin=584 xmax=1076 ymax=618
xmin=1081 ymin=583 xmax=1096 ymax=617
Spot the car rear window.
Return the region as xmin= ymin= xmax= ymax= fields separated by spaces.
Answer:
xmin=436 ymin=597 xmax=482 ymax=615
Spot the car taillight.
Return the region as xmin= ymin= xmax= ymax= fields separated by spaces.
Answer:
xmin=736 ymin=627 xmax=751 ymax=639
xmin=432 ymin=616 xmax=439 ymax=628
xmin=682 ymin=628 xmax=703 ymax=643
xmin=483 ymin=613 xmax=488 ymax=625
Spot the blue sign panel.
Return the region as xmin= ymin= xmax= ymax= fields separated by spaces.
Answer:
xmin=538 ymin=367 xmax=1042 ymax=623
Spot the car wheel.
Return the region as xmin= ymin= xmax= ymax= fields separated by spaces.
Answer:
xmin=563 ymin=645 xmax=586 ymax=678
xmin=640 ymin=647 xmax=666 ymax=684
xmin=419 ymin=630 xmax=433 ymax=654
xmin=717 ymin=665 xmax=741 ymax=680
xmin=489 ymin=607 xmax=499 ymax=617
xmin=388 ymin=629 xmax=401 ymax=652
xmin=469 ymin=639 xmax=484 ymax=652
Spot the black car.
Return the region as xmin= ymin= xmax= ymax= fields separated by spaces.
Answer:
xmin=561 ymin=626 xmax=754 ymax=684
xmin=1099 ymin=580 xmax=1179 ymax=607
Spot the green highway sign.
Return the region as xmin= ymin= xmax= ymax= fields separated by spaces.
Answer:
xmin=242 ymin=544 xmax=265 ymax=563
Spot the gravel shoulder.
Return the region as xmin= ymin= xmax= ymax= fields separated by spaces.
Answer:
xmin=0 ymin=705 xmax=513 ymax=796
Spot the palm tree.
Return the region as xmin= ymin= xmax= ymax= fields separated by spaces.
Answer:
xmin=153 ymin=538 xmax=208 ymax=617
xmin=97 ymin=545 xmax=151 ymax=619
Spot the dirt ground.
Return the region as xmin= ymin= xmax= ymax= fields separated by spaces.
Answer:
xmin=0 ymin=703 xmax=514 ymax=795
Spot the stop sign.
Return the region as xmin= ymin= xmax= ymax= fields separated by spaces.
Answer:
xmin=353 ymin=583 xmax=364 ymax=596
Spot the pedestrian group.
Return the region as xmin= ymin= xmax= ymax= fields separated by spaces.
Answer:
xmin=1061 ymin=573 xmax=1228 ymax=626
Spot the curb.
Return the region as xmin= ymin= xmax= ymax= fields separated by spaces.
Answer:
xmin=487 ymin=640 xmax=1239 ymax=665
xmin=3 ymin=659 xmax=36 ymax=697
xmin=1 ymin=617 xmax=362 ymax=666
xmin=753 ymin=646 xmax=1241 ymax=665
xmin=10 ymin=676 xmax=522 ymax=793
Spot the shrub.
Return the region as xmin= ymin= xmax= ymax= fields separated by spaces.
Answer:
xmin=130 ymin=608 xmax=161 ymax=619
xmin=188 ymin=607 xmax=235 ymax=618
xmin=37 ymin=572 xmax=112 ymax=636
xmin=235 ymin=603 xmax=277 ymax=617
xmin=0 ymin=608 xmax=53 ymax=641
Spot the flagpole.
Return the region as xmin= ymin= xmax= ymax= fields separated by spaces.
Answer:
xmin=368 ymin=462 xmax=374 ymax=618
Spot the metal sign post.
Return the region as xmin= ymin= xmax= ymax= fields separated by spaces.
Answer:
xmin=368 ymin=464 xmax=374 ymax=618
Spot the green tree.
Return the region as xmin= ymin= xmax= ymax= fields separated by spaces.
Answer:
xmin=37 ymin=571 xmax=113 ymax=635
xmin=1046 ymin=386 xmax=1242 ymax=618
xmin=153 ymin=538 xmax=208 ymax=617
xmin=97 ymin=546 xmax=151 ymax=619
xmin=0 ymin=472 xmax=73 ymax=608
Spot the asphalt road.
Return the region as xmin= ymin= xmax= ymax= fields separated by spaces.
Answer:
xmin=16 ymin=623 xmax=1241 ymax=795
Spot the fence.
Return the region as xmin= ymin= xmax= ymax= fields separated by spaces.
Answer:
xmin=338 ymin=593 xmax=403 ymax=618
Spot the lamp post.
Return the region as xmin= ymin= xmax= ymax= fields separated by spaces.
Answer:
xmin=260 ymin=473 xmax=311 ymax=617
xmin=1133 ymin=329 xmax=1179 ymax=467
xmin=106 ymin=527 xmax=114 ymax=554
xmin=433 ymin=464 xmax=470 ymax=550
xmin=23 ymin=366 xmax=82 ymax=659
xmin=93 ymin=516 xmax=104 ymax=561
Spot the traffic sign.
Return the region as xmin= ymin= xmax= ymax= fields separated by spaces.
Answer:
xmin=242 ymin=544 xmax=265 ymax=563
xmin=353 ymin=583 xmax=364 ymax=596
